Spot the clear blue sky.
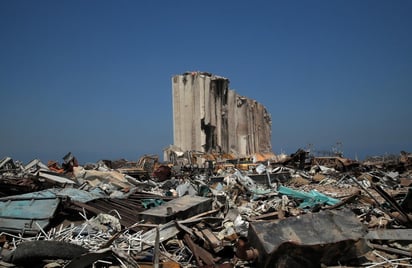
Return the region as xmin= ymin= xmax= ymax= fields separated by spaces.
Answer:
xmin=1 ymin=0 xmax=411 ymax=163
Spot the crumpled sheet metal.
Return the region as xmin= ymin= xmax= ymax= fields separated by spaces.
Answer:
xmin=0 ymin=157 xmax=17 ymax=170
xmin=248 ymin=209 xmax=367 ymax=267
xmin=73 ymin=166 xmax=133 ymax=189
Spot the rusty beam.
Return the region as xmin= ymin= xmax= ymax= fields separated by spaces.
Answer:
xmin=183 ymin=234 xmax=215 ymax=266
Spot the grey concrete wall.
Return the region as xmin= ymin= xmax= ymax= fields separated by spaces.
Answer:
xmin=172 ymin=72 xmax=272 ymax=157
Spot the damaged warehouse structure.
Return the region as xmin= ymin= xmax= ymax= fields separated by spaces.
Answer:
xmin=1 ymin=73 xmax=412 ymax=267
xmin=166 ymin=72 xmax=272 ymax=163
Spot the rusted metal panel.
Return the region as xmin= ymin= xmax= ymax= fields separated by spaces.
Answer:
xmin=247 ymin=209 xmax=367 ymax=268
xmin=183 ymin=233 xmax=215 ymax=266
xmin=138 ymin=195 xmax=213 ymax=224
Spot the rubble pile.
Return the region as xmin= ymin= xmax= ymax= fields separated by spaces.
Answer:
xmin=0 ymin=150 xmax=411 ymax=268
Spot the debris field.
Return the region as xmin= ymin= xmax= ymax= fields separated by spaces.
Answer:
xmin=0 ymin=150 xmax=411 ymax=268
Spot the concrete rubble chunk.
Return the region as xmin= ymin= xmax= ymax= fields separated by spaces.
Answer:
xmin=247 ymin=209 xmax=368 ymax=268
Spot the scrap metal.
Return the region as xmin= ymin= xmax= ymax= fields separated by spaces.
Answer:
xmin=0 ymin=149 xmax=411 ymax=267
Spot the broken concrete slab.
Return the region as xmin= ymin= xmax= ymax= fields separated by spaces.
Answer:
xmin=247 ymin=209 xmax=367 ymax=268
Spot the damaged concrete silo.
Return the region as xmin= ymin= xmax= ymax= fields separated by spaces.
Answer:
xmin=171 ymin=71 xmax=272 ymax=157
